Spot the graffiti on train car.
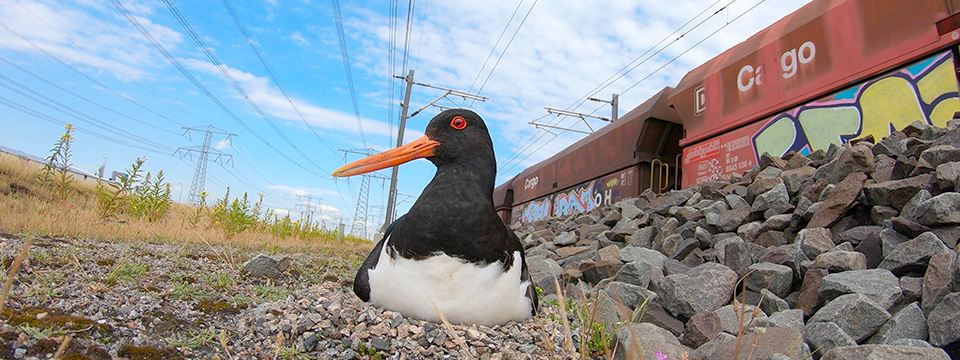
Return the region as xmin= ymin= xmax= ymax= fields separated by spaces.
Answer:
xmin=520 ymin=198 xmax=552 ymax=223
xmin=513 ymin=167 xmax=638 ymax=224
xmin=684 ymin=50 xmax=960 ymax=186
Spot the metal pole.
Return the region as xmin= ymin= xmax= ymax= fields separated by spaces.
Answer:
xmin=612 ymin=93 xmax=619 ymax=121
xmin=383 ymin=69 xmax=415 ymax=231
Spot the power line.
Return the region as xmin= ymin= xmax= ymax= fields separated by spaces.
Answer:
xmin=110 ymin=0 xmax=330 ymax=180
xmin=331 ymin=0 xmax=368 ymax=148
xmin=0 ymin=56 xmax=181 ymax=137
xmin=0 ymin=74 xmax=176 ymax=152
xmin=464 ymin=0 xmax=525 ymax=101
xmin=0 ymin=19 xmax=192 ymax=129
xmin=0 ymin=95 xmax=170 ymax=155
xmin=220 ymin=0 xmax=340 ymax=158
xmin=469 ymin=0 xmax=538 ymax=107
xmin=161 ymin=0 xmax=331 ymax=175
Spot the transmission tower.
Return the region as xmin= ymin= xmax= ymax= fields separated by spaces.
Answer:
xmin=295 ymin=195 xmax=320 ymax=222
xmin=338 ymin=149 xmax=389 ymax=240
xmin=175 ymin=125 xmax=236 ymax=205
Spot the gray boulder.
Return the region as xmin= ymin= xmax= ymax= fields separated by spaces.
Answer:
xmin=744 ymin=262 xmax=794 ymax=298
xmin=242 ymin=254 xmax=291 ymax=279
xmin=927 ymin=292 xmax=960 ymax=348
xmin=867 ymin=302 xmax=928 ymax=345
xmin=804 ymin=322 xmax=857 ymax=357
xmin=658 ymin=262 xmax=738 ymax=318
xmin=819 ymin=269 xmax=902 ymax=310
xmin=879 ymin=232 xmax=951 ymax=276
xmin=820 ymin=344 xmax=950 ymax=360
xmin=809 ymin=293 xmax=891 ymax=342
xmin=611 ymin=323 xmax=691 ymax=360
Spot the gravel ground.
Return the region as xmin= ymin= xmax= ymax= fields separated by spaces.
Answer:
xmin=0 ymin=233 xmax=581 ymax=360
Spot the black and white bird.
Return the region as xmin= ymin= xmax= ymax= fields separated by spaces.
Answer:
xmin=332 ymin=109 xmax=537 ymax=326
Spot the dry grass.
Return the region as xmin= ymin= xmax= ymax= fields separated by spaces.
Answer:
xmin=0 ymin=152 xmax=372 ymax=257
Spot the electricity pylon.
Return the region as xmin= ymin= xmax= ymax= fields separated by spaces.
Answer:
xmin=175 ymin=125 xmax=236 ymax=205
xmin=338 ymin=148 xmax=389 ymax=240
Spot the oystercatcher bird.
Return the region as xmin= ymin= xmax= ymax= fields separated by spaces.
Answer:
xmin=332 ymin=109 xmax=537 ymax=326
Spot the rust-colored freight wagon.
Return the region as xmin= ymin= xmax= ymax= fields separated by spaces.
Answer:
xmin=671 ymin=0 xmax=960 ymax=187
xmin=494 ymin=87 xmax=683 ymax=224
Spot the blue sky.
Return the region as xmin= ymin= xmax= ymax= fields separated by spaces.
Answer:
xmin=0 ymin=0 xmax=809 ymax=239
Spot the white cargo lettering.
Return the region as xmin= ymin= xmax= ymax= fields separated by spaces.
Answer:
xmin=782 ymin=41 xmax=816 ymax=79
xmin=523 ymin=177 xmax=539 ymax=190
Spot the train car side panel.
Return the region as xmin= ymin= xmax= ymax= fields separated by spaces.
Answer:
xmin=672 ymin=0 xmax=960 ymax=147
xmin=682 ymin=50 xmax=960 ymax=186
xmin=511 ymin=166 xmax=641 ymax=224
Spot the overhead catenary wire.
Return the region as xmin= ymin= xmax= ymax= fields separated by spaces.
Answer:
xmin=110 ymin=0 xmax=330 ymax=180
xmin=0 ymin=75 xmax=176 ymax=153
xmin=498 ymin=0 xmax=769 ymax=178
xmin=497 ymin=0 xmax=732 ymax=173
xmin=463 ymin=0 xmax=525 ymax=104
xmin=469 ymin=0 xmax=538 ymax=107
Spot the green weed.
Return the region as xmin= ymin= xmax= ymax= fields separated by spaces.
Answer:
xmin=37 ymin=124 xmax=76 ymax=202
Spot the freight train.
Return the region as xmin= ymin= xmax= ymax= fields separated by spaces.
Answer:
xmin=494 ymin=0 xmax=960 ymax=225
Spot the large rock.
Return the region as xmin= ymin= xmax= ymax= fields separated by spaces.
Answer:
xmin=809 ymin=293 xmax=891 ymax=342
xmin=919 ymin=144 xmax=960 ymax=167
xmin=815 ymin=144 xmax=875 ymax=184
xmin=553 ymin=231 xmax=578 ymax=246
xmin=862 ymin=173 xmax=935 ymax=210
xmin=879 ymin=232 xmax=951 ymax=276
xmin=797 ymin=268 xmax=829 ymax=316
xmin=744 ymin=262 xmax=794 ymax=298
xmin=813 ymin=250 xmax=867 ymax=273
xmin=804 ymin=322 xmax=857 ymax=357
xmin=242 ymin=254 xmax=291 ymax=279
xmin=922 ymin=252 xmax=957 ymax=315
xmin=658 ymin=262 xmax=738 ymax=318
xmin=914 ymin=193 xmax=960 ymax=226
xmin=618 ymin=246 xmax=665 ymax=271
xmin=808 ymin=172 xmax=867 ymax=228
xmin=694 ymin=327 xmax=810 ymax=360
xmin=867 ymin=302 xmax=928 ymax=345
xmin=713 ymin=304 xmax=768 ymax=335
xmin=612 ymin=261 xmax=652 ymax=288
xmin=936 ymin=161 xmax=960 ymax=190
xmin=611 ymin=323 xmax=692 ymax=360
xmin=820 ymin=345 xmax=950 ymax=360
xmin=767 ymin=309 xmax=804 ymax=331
xmin=682 ymin=311 xmax=722 ymax=348
xmin=716 ymin=207 xmax=751 ymax=232
xmin=798 ymin=227 xmax=835 ymax=259
xmin=819 ymin=269 xmax=902 ymax=310
xmin=752 ymin=182 xmax=790 ymax=213
xmin=927 ymin=292 xmax=960 ymax=348
xmin=649 ymin=189 xmax=695 ymax=214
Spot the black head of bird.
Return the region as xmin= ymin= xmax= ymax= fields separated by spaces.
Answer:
xmin=331 ymin=109 xmax=537 ymax=326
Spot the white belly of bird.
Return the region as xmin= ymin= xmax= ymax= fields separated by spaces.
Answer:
xmin=366 ymin=242 xmax=532 ymax=326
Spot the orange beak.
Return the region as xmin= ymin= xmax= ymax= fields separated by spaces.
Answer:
xmin=332 ymin=135 xmax=440 ymax=177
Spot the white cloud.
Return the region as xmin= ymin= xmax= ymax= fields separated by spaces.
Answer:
xmin=215 ymin=138 xmax=231 ymax=150
xmin=179 ymin=57 xmax=417 ymax=138
xmin=290 ymin=31 xmax=309 ymax=46
xmin=264 ymin=184 xmax=341 ymax=199
xmin=0 ymin=0 xmax=183 ymax=81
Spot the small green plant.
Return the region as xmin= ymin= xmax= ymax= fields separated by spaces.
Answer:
xmin=97 ymin=158 xmax=145 ymax=219
xmin=37 ymin=124 xmax=76 ymax=202
xmin=164 ymin=329 xmax=217 ymax=349
xmin=188 ymin=191 xmax=209 ymax=226
xmin=357 ymin=342 xmax=383 ymax=360
xmin=278 ymin=345 xmax=316 ymax=360
xmin=211 ymin=188 xmax=263 ymax=239
xmin=16 ymin=324 xmax=66 ymax=340
xmin=129 ymin=170 xmax=173 ymax=222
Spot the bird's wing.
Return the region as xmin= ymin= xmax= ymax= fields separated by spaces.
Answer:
xmin=354 ymin=215 xmax=406 ymax=301
xmin=507 ymin=227 xmax=539 ymax=316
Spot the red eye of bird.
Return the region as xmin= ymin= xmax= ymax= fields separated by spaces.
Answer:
xmin=450 ymin=116 xmax=467 ymax=130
